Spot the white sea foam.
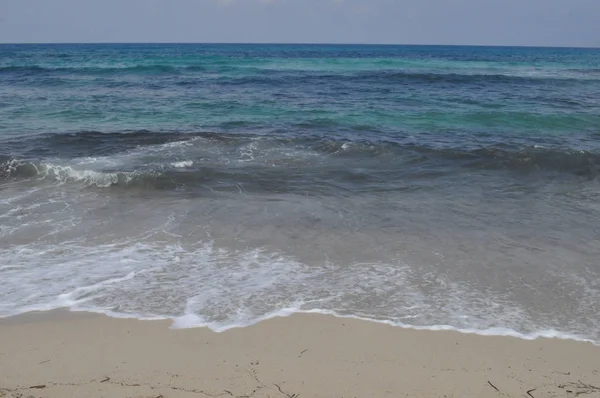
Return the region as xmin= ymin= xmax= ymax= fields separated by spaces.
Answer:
xmin=3 ymin=135 xmax=205 ymax=187
xmin=39 ymin=163 xmax=131 ymax=187
xmin=238 ymin=142 xmax=258 ymax=162
xmin=0 ymin=235 xmax=596 ymax=344
xmin=0 ymin=234 xmax=597 ymax=345
xmin=6 ymin=157 xmax=137 ymax=187
xmin=171 ymin=160 xmax=194 ymax=168
xmin=2 ymin=301 xmax=594 ymax=345
xmin=169 ymin=305 xmax=599 ymax=344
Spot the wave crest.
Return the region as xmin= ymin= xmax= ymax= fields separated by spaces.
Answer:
xmin=2 ymin=131 xmax=599 ymax=192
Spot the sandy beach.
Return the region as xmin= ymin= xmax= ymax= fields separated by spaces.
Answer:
xmin=0 ymin=311 xmax=598 ymax=398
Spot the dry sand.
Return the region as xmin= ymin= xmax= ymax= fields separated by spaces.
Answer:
xmin=0 ymin=311 xmax=599 ymax=398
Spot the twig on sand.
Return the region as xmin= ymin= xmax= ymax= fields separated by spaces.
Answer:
xmin=487 ymin=381 xmax=500 ymax=393
xmin=298 ymin=349 xmax=308 ymax=358
xmin=274 ymin=383 xmax=299 ymax=398
xmin=38 ymin=359 xmax=51 ymax=365
xmin=29 ymin=385 xmax=46 ymax=389
xmin=558 ymin=381 xmax=600 ymax=395
xmin=100 ymin=376 xmax=110 ymax=383
xmin=526 ymin=388 xmax=536 ymax=398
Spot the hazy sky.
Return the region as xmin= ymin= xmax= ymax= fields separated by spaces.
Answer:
xmin=1 ymin=0 xmax=599 ymax=47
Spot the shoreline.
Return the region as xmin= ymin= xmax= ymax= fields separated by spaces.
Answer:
xmin=1 ymin=310 xmax=599 ymax=398
xmin=2 ymin=306 xmax=596 ymax=345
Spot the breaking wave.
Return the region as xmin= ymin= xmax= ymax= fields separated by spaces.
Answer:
xmin=1 ymin=131 xmax=599 ymax=191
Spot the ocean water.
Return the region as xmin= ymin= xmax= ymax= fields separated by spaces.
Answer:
xmin=1 ymin=44 xmax=600 ymax=342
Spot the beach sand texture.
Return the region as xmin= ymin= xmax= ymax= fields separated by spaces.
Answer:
xmin=1 ymin=311 xmax=599 ymax=398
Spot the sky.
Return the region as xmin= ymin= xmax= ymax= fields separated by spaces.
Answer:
xmin=1 ymin=0 xmax=599 ymax=47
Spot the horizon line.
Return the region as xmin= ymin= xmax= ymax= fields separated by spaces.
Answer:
xmin=0 ymin=42 xmax=598 ymax=50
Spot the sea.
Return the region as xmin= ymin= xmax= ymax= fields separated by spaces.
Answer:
xmin=1 ymin=44 xmax=599 ymax=343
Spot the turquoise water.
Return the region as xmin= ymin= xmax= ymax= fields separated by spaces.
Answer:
xmin=1 ymin=44 xmax=600 ymax=342
xmin=2 ymin=44 xmax=600 ymax=141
